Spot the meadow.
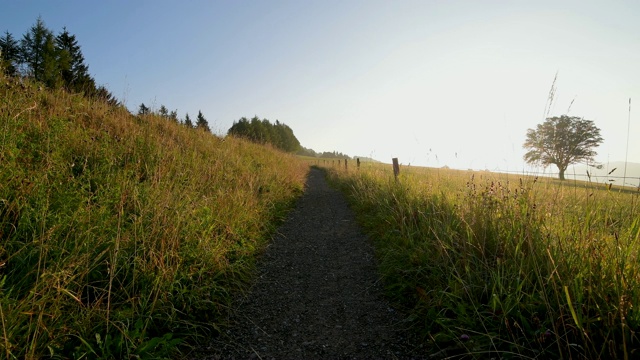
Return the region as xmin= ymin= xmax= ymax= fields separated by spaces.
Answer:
xmin=322 ymin=161 xmax=640 ymax=359
xmin=0 ymin=73 xmax=308 ymax=358
xmin=4 ymin=67 xmax=639 ymax=359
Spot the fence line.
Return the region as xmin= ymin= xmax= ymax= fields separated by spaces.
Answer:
xmin=309 ymin=157 xmax=640 ymax=188
xmin=487 ymin=168 xmax=640 ymax=187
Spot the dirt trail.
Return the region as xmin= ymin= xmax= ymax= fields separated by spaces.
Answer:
xmin=202 ymin=168 xmax=425 ymax=359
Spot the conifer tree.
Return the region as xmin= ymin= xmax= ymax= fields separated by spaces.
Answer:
xmin=92 ymin=85 xmax=118 ymax=107
xmin=196 ymin=110 xmax=211 ymax=132
xmin=0 ymin=31 xmax=20 ymax=76
xmin=55 ymin=27 xmax=92 ymax=91
xmin=20 ymin=17 xmax=59 ymax=85
xmin=159 ymin=105 xmax=169 ymax=118
xmin=41 ymin=34 xmax=59 ymax=87
xmin=184 ymin=113 xmax=193 ymax=128
xmin=138 ymin=103 xmax=150 ymax=116
xmin=169 ymin=110 xmax=178 ymax=122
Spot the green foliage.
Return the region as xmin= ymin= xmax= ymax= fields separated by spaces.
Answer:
xmin=0 ymin=74 xmax=308 ymax=358
xmin=296 ymin=146 xmax=318 ymax=157
xmin=228 ymin=116 xmax=301 ymax=153
xmin=318 ymin=150 xmax=350 ymax=159
xmin=4 ymin=16 xmax=118 ymax=106
xmin=524 ymin=115 xmax=603 ymax=180
xmin=196 ymin=110 xmax=210 ymax=132
xmin=55 ymin=27 xmax=93 ymax=93
xmin=158 ymin=105 xmax=169 ymax=118
xmin=169 ymin=109 xmax=178 ymax=123
xmin=90 ymin=85 xmax=119 ymax=107
xmin=324 ymin=163 xmax=640 ymax=359
xmin=0 ymin=31 xmax=20 ymax=76
xmin=138 ymin=102 xmax=150 ymax=116
xmin=184 ymin=113 xmax=193 ymax=128
xmin=20 ymin=16 xmax=57 ymax=85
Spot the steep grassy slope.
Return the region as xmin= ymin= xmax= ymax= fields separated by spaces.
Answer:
xmin=0 ymin=74 xmax=308 ymax=358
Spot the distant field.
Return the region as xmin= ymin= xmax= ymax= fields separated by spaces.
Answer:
xmin=323 ymin=161 xmax=640 ymax=359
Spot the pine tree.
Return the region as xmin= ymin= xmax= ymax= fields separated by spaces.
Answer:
xmin=41 ymin=33 xmax=59 ymax=87
xmin=55 ymin=27 xmax=92 ymax=92
xmin=159 ymin=105 xmax=169 ymax=118
xmin=138 ymin=103 xmax=150 ymax=116
xmin=169 ymin=110 xmax=178 ymax=122
xmin=0 ymin=31 xmax=20 ymax=76
xmin=196 ymin=110 xmax=211 ymax=132
xmin=92 ymin=85 xmax=118 ymax=107
xmin=21 ymin=17 xmax=59 ymax=85
xmin=184 ymin=113 xmax=193 ymax=128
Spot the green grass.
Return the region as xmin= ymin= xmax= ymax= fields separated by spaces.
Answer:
xmin=324 ymin=162 xmax=640 ymax=359
xmin=0 ymin=73 xmax=308 ymax=358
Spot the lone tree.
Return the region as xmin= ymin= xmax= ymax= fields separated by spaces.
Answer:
xmin=523 ymin=115 xmax=603 ymax=180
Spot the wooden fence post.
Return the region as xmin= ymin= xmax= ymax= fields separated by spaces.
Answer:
xmin=344 ymin=158 xmax=348 ymax=170
xmin=357 ymin=158 xmax=360 ymax=170
xmin=392 ymin=158 xmax=400 ymax=181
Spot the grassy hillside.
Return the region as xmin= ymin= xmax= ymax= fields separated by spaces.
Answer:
xmin=325 ymin=163 xmax=640 ymax=359
xmin=0 ymin=73 xmax=308 ymax=358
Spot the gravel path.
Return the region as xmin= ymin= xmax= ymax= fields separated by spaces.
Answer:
xmin=201 ymin=168 xmax=425 ymax=359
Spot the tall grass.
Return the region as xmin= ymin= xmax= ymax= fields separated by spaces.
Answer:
xmin=0 ymin=73 xmax=308 ymax=358
xmin=325 ymin=162 xmax=640 ymax=359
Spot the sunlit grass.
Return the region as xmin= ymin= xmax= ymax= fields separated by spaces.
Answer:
xmin=324 ymin=161 xmax=640 ymax=359
xmin=0 ymin=73 xmax=308 ymax=358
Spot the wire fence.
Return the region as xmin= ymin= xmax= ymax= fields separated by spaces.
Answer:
xmin=309 ymin=157 xmax=640 ymax=189
xmin=491 ymin=168 xmax=640 ymax=189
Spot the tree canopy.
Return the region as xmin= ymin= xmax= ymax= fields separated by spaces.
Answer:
xmin=523 ymin=115 xmax=603 ymax=180
xmin=55 ymin=27 xmax=93 ymax=92
xmin=20 ymin=17 xmax=57 ymax=86
xmin=184 ymin=113 xmax=193 ymax=128
xmin=196 ymin=110 xmax=211 ymax=132
xmin=0 ymin=31 xmax=20 ymax=76
xmin=1 ymin=17 xmax=119 ymax=106
xmin=138 ymin=103 xmax=150 ymax=116
xmin=228 ymin=116 xmax=300 ymax=153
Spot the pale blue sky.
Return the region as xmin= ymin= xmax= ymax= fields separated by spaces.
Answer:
xmin=3 ymin=0 xmax=639 ymax=174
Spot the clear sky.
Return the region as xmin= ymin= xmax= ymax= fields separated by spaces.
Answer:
xmin=3 ymin=0 xmax=639 ymax=172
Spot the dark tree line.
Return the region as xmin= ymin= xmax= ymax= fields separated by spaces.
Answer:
xmin=228 ymin=116 xmax=300 ymax=152
xmin=318 ymin=151 xmax=350 ymax=159
xmin=0 ymin=17 xmax=117 ymax=105
xmin=138 ymin=102 xmax=212 ymax=133
xmin=5 ymin=18 xmax=298 ymax=144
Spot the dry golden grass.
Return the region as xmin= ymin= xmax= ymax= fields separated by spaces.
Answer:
xmin=0 ymin=73 xmax=308 ymax=358
xmin=325 ymin=162 xmax=640 ymax=359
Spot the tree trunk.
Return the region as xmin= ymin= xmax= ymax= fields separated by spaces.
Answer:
xmin=558 ymin=167 xmax=566 ymax=180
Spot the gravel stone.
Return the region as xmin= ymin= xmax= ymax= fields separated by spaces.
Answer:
xmin=200 ymin=168 xmax=426 ymax=359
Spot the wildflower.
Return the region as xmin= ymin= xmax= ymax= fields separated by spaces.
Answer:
xmin=460 ymin=334 xmax=470 ymax=341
